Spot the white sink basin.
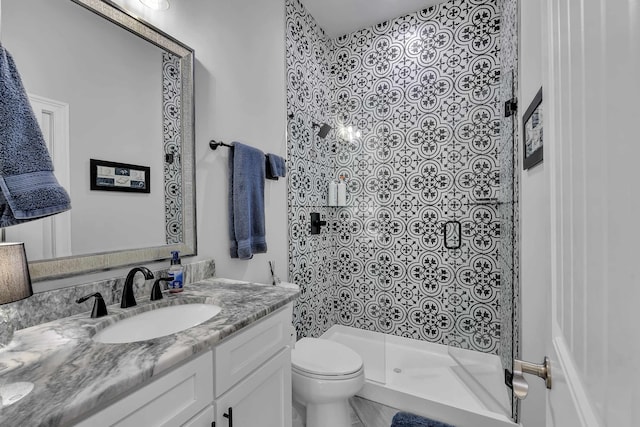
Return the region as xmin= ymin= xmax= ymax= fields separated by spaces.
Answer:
xmin=93 ymin=304 xmax=222 ymax=344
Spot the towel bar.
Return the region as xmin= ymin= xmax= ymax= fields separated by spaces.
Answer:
xmin=209 ymin=139 xmax=233 ymax=150
xmin=210 ymin=140 xmax=275 ymax=161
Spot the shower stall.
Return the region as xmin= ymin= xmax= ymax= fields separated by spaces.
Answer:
xmin=286 ymin=0 xmax=520 ymax=424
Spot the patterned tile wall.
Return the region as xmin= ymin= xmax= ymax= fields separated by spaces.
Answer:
xmin=286 ymin=0 xmax=337 ymax=338
xmin=329 ymin=0 xmax=504 ymax=353
xmin=162 ymin=52 xmax=183 ymax=244
xmin=286 ymin=0 xmax=516 ymax=356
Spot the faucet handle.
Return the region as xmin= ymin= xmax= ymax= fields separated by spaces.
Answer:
xmin=151 ymin=278 xmax=172 ymax=301
xmin=76 ymin=292 xmax=108 ymax=318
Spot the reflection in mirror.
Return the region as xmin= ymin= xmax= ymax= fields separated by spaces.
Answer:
xmin=0 ymin=0 xmax=195 ymax=281
xmin=444 ymin=220 xmax=461 ymax=250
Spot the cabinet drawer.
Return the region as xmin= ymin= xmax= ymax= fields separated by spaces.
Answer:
xmin=74 ymin=351 xmax=213 ymax=427
xmin=214 ymin=304 xmax=292 ymax=397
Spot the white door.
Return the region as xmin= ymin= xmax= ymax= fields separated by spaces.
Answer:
xmin=3 ymin=94 xmax=71 ymax=260
xmin=537 ymin=0 xmax=640 ymax=426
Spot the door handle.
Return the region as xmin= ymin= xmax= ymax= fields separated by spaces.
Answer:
xmin=512 ymin=356 xmax=552 ymax=400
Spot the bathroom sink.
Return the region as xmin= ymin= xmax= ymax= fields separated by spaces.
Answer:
xmin=93 ymin=304 xmax=222 ymax=344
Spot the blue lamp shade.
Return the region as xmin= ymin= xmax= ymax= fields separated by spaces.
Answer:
xmin=0 ymin=242 xmax=33 ymax=305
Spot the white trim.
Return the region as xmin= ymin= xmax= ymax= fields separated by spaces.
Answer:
xmin=28 ymin=94 xmax=70 ymax=188
xmin=27 ymin=94 xmax=72 ymax=258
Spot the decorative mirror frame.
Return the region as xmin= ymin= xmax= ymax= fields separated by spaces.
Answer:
xmin=28 ymin=0 xmax=196 ymax=281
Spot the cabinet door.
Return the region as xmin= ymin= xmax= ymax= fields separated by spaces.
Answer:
xmin=215 ymin=348 xmax=292 ymax=427
xmin=214 ymin=304 xmax=292 ymax=397
xmin=182 ymin=405 xmax=214 ymax=427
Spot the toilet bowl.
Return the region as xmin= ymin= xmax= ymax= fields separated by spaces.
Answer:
xmin=291 ymin=337 xmax=365 ymax=427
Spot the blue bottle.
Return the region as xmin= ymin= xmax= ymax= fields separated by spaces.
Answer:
xmin=168 ymin=251 xmax=184 ymax=293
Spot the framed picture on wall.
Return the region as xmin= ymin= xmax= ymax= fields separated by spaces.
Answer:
xmin=522 ymin=87 xmax=543 ymax=169
xmin=90 ymin=159 xmax=150 ymax=193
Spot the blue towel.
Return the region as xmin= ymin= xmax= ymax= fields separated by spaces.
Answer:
xmin=265 ymin=153 xmax=286 ymax=180
xmin=228 ymin=141 xmax=267 ymax=259
xmin=390 ymin=412 xmax=455 ymax=427
xmin=0 ymin=45 xmax=71 ymax=227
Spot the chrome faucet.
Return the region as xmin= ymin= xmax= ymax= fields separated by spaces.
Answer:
xmin=121 ymin=266 xmax=154 ymax=308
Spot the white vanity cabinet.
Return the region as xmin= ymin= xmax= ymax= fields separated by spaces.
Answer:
xmin=213 ymin=304 xmax=293 ymax=427
xmin=73 ymin=304 xmax=293 ymax=427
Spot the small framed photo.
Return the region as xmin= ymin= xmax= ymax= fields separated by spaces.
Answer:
xmin=522 ymin=87 xmax=543 ymax=169
xmin=90 ymin=159 xmax=150 ymax=193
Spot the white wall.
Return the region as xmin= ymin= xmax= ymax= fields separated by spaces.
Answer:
xmin=518 ymin=0 xmax=548 ymax=424
xmin=107 ymin=0 xmax=289 ymax=285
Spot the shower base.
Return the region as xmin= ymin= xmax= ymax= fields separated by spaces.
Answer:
xmin=321 ymin=325 xmax=518 ymax=427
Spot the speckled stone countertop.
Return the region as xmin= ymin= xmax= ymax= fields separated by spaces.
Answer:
xmin=0 ymin=278 xmax=298 ymax=427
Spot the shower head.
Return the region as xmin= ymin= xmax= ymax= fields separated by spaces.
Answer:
xmin=312 ymin=122 xmax=332 ymax=139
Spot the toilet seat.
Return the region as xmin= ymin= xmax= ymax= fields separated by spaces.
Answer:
xmin=292 ymin=364 xmax=363 ymax=380
xmin=292 ymin=338 xmax=363 ymax=377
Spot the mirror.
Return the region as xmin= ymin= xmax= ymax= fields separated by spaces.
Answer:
xmin=0 ymin=0 xmax=196 ymax=281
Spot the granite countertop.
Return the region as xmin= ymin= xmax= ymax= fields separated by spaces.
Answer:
xmin=0 ymin=278 xmax=299 ymax=427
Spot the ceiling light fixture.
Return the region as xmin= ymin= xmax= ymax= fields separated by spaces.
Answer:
xmin=139 ymin=0 xmax=170 ymax=11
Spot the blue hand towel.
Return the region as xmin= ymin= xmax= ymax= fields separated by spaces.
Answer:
xmin=265 ymin=153 xmax=286 ymax=181
xmin=228 ymin=141 xmax=267 ymax=259
xmin=390 ymin=412 xmax=455 ymax=427
xmin=0 ymin=45 xmax=71 ymax=227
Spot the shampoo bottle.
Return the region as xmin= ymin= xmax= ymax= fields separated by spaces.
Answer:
xmin=337 ymin=175 xmax=347 ymax=206
xmin=328 ymin=180 xmax=337 ymax=206
xmin=168 ymin=250 xmax=184 ymax=293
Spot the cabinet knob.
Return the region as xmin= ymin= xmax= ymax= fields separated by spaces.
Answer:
xmin=223 ymin=407 xmax=233 ymax=427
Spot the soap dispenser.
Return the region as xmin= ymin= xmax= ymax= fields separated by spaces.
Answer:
xmin=168 ymin=250 xmax=184 ymax=293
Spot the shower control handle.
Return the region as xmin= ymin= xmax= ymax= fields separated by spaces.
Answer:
xmin=512 ymin=356 xmax=552 ymax=400
xmin=310 ymin=212 xmax=326 ymax=235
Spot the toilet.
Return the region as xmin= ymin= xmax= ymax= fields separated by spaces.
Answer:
xmin=291 ymin=337 xmax=365 ymax=427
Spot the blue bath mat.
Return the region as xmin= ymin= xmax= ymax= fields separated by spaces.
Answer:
xmin=390 ymin=412 xmax=455 ymax=427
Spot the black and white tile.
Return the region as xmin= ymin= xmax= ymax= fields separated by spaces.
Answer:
xmin=286 ymin=0 xmax=337 ymax=338
xmin=162 ymin=52 xmax=183 ymax=244
xmin=327 ymin=0 xmax=503 ymax=352
xmin=286 ymin=0 xmax=513 ymax=355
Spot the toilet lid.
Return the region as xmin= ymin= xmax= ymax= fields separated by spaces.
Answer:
xmin=291 ymin=338 xmax=363 ymax=376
